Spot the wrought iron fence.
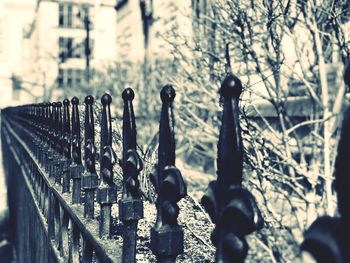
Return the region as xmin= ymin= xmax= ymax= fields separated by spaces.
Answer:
xmin=1 ymin=64 xmax=350 ymax=262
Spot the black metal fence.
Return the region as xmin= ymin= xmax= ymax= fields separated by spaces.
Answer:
xmin=1 ymin=65 xmax=350 ymax=262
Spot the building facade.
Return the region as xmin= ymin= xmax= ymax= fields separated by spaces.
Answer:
xmin=0 ymin=0 xmax=37 ymax=107
xmin=115 ymin=0 xmax=193 ymax=64
xmin=21 ymin=0 xmax=117 ymax=100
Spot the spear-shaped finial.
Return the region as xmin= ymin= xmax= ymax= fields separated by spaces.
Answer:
xmin=49 ymin=102 xmax=58 ymax=178
xmin=56 ymin=101 xmax=63 ymax=154
xmin=62 ymin=99 xmax=71 ymax=193
xmin=54 ymin=101 xmax=63 ymax=184
xmin=217 ymin=74 xmax=243 ymax=188
xmin=202 ymin=74 xmax=262 ymax=262
xmin=122 ymin=88 xmax=137 ymax=163
xmin=46 ymin=102 xmax=54 ymax=174
xmin=158 ymin=85 xmax=176 ymax=178
xmin=70 ymin=97 xmax=84 ymax=204
xmin=151 ymin=85 xmax=187 ymax=263
xmin=97 ymin=93 xmax=117 ymax=238
xmin=119 ymin=88 xmax=143 ymax=263
xmin=71 ymin=97 xmax=82 ymax=166
xmin=62 ymin=99 xmax=71 ymax=159
xmin=40 ymin=102 xmax=50 ymax=166
xmin=82 ymin=95 xmax=98 ymax=219
xmin=84 ymin=95 xmax=95 ymax=169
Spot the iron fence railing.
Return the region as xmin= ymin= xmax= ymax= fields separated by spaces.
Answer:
xmin=2 ymin=63 xmax=350 ymax=262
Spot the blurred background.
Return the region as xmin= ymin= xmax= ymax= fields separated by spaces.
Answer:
xmin=1 ymin=0 xmax=350 ymax=261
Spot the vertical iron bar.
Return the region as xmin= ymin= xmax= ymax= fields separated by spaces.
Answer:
xmin=82 ymin=95 xmax=98 ymax=219
xmin=70 ymin=97 xmax=84 ymax=204
xmin=62 ymin=99 xmax=71 ymax=193
xmin=69 ymin=222 xmax=81 ymax=263
xmin=119 ymin=88 xmax=143 ymax=263
xmin=201 ymin=74 xmax=263 ymax=262
xmin=97 ymin=93 xmax=117 ymax=239
xmin=151 ymin=85 xmax=187 ymax=263
xmin=54 ymin=102 xmax=63 ymax=185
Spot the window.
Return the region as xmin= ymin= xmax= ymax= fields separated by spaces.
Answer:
xmin=75 ymin=69 xmax=82 ymax=86
xmin=72 ymin=41 xmax=82 ymax=58
xmin=59 ymin=3 xmax=74 ymax=28
xmin=67 ymin=69 xmax=73 ymax=87
xmin=59 ymin=37 xmax=73 ymax=61
xmin=59 ymin=4 xmax=64 ymax=26
xmin=58 ymin=68 xmax=64 ymax=87
xmin=58 ymin=68 xmax=85 ymax=88
xmin=58 ymin=3 xmax=92 ymax=29
xmin=59 ymin=37 xmax=89 ymax=62
xmin=67 ymin=4 xmax=73 ymax=27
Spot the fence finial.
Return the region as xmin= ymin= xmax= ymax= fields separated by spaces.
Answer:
xmin=71 ymin=97 xmax=82 ymax=165
xmin=41 ymin=102 xmax=50 ymax=166
xmin=82 ymin=95 xmax=98 ymax=219
xmin=70 ymin=96 xmax=84 ymax=204
xmin=119 ymin=87 xmax=144 ymax=263
xmin=54 ymin=102 xmax=63 ymax=184
xmin=155 ymin=85 xmax=176 ymax=189
xmin=62 ymin=99 xmax=71 ymax=193
xmin=218 ymin=74 xmax=243 ymax=186
xmin=202 ymin=74 xmax=263 ymax=262
xmin=151 ymin=84 xmax=187 ymax=263
xmin=46 ymin=102 xmax=54 ymax=175
xmin=97 ymin=93 xmax=117 ymax=238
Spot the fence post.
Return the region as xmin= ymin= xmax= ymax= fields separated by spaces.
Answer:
xmin=119 ymin=88 xmax=144 ymax=263
xmin=46 ymin=103 xmax=53 ymax=174
xmin=54 ymin=102 xmax=63 ymax=184
xmin=82 ymin=95 xmax=98 ymax=219
xmin=48 ymin=102 xmax=56 ymax=178
xmin=151 ymin=85 xmax=187 ymax=263
xmin=97 ymin=93 xmax=117 ymax=238
xmin=62 ymin=99 xmax=71 ymax=193
xmin=201 ymin=74 xmax=263 ymax=262
xmin=38 ymin=103 xmax=46 ymax=165
xmin=70 ymin=97 xmax=84 ymax=204
xmin=41 ymin=103 xmax=49 ymax=168
xmin=301 ymin=62 xmax=350 ymax=262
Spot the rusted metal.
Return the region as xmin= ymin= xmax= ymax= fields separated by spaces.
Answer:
xmin=201 ymin=74 xmax=263 ymax=262
xmin=151 ymin=85 xmax=187 ymax=263
xmin=97 ymin=93 xmax=117 ymax=239
xmin=119 ymin=88 xmax=144 ymax=263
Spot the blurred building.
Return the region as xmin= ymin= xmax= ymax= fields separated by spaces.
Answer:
xmin=21 ymin=0 xmax=117 ymax=100
xmin=115 ymin=0 xmax=192 ymax=64
xmin=0 ymin=0 xmax=37 ymax=108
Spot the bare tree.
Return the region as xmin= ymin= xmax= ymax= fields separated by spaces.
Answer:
xmin=86 ymin=1 xmax=350 ymax=260
xmin=143 ymin=0 xmax=350 ymax=261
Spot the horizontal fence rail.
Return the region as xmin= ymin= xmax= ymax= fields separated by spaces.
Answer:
xmin=2 ymin=63 xmax=350 ymax=263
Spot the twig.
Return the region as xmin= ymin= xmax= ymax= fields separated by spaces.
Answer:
xmin=251 ymin=235 xmax=278 ymax=263
xmin=182 ymin=220 xmax=216 ymax=252
xmin=187 ymin=193 xmax=214 ymax=227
